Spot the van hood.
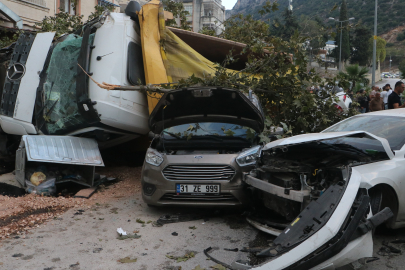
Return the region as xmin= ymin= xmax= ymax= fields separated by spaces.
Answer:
xmin=149 ymin=87 xmax=265 ymax=133
xmin=262 ymin=131 xmax=394 ymax=160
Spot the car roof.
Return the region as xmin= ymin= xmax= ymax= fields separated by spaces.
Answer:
xmin=359 ymin=108 xmax=405 ymax=118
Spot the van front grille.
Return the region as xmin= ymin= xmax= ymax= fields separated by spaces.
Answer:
xmin=162 ymin=165 xmax=235 ymax=181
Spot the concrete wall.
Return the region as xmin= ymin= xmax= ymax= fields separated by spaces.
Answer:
xmin=0 ymin=0 xmax=117 ymax=30
xmin=0 ymin=0 xmax=55 ymax=29
xmin=80 ymin=0 xmax=97 ymax=21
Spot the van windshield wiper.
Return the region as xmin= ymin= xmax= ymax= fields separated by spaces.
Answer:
xmin=194 ymin=135 xmax=223 ymax=142
xmin=162 ymin=131 xmax=182 ymax=139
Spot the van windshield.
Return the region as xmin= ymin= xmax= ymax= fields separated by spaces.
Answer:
xmin=41 ymin=33 xmax=95 ymax=135
xmin=162 ymin=122 xmax=257 ymax=143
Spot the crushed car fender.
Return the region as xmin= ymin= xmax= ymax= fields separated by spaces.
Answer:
xmin=250 ymin=169 xmax=366 ymax=269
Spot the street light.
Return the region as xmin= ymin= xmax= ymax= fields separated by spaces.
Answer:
xmin=329 ymin=17 xmax=355 ymax=71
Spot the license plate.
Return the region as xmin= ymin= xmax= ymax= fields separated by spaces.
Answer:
xmin=176 ymin=184 xmax=220 ymax=194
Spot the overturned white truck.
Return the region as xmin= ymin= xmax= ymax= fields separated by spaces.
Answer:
xmin=0 ymin=3 xmax=149 ymax=187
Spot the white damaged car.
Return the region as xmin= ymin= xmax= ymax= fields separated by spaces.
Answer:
xmin=236 ymin=109 xmax=405 ymax=269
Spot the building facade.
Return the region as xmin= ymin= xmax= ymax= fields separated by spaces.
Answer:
xmin=0 ymin=0 xmax=119 ymax=30
xmin=181 ymin=0 xmax=225 ymax=35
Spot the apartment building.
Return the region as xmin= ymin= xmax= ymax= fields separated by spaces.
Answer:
xmin=181 ymin=0 xmax=225 ymax=35
xmin=0 ymin=0 xmax=119 ymax=30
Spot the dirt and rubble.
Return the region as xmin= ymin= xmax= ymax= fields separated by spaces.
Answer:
xmin=0 ymin=165 xmax=257 ymax=270
xmin=0 ymin=166 xmax=142 ymax=240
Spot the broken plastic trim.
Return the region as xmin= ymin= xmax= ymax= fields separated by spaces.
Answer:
xmin=204 ymin=247 xmax=237 ymax=270
xmin=285 ymin=190 xmax=371 ymax=270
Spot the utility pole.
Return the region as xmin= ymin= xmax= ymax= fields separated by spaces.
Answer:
xmin=339 ymin=21 xmax=343 ymax=71
xmin=372 ymin=0 xmax=377 ymax=86
xmin=328 ymin=17 xmax=355 ymax=71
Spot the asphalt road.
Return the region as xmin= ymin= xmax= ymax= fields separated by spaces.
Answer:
xmin=1 ymin=190 xmax=405 ymax=270
xmin=375 ymin=78 xmax=400 ymax=89
xmin=0 ymin=193 xmax=257 ymax=270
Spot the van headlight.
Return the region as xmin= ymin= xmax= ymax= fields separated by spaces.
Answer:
xmin=236 ymin=146 xmax=261 ymax=167
xmin=145 ymin=149 xmax=164 ymax=166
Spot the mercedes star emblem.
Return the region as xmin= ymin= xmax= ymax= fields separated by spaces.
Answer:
xmin=7 ymin=63 xmax=26 ymax=81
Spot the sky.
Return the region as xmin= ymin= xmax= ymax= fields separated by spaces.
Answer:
xmin=222 ymin=0 xmax=237 ymax=10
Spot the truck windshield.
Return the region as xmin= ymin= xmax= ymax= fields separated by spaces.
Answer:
xmin=41 ymin=33 xmax=95 ymax=135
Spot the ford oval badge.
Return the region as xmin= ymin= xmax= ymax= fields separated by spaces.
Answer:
xmin=194 ymin=156 xmax=203 ymax=159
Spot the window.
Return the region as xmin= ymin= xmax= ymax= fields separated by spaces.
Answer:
xmin=40 ymin=34 xmax=95 ymax=135
xmin=323 ymin=115 xmax=405 ymax=150
xmin=59 ymin=0 xmax=76 ymax=15
xmin=203 ymin=23 xmax=215 ymax=30
xmin=184 ymin=5 xmax=193 ymax=15
xmin=98 ymin=0 xmax=116 ymax=8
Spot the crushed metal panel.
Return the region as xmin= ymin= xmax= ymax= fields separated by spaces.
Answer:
xmin=22 ymin=135 xmax=104 ymax=166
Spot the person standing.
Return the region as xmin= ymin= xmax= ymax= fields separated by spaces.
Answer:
xmin=356 ymin=89 xmax=367 ymax=113
xmin=388 ymin=81 xmax=405 ymax=109
xmin=381 ymin=86 xmax=389 ymax=109
xmin=369 ymin=92 xmax=384 ymax=111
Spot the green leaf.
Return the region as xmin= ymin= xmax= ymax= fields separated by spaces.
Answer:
xmin=224 ymin=129 xmax=235 ymax=136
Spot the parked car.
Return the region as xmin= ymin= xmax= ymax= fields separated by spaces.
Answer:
xmin=141 ymin=87 xmax=265 ymax=207
xmin=332 ymin=87 xmax=352 ymax=111
xmin=240 ymin=109 xmax=404 ymax=269
xmin=314 ymin=86 xmax=352 ymax=112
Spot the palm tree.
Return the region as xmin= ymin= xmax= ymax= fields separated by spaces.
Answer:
xmin=339 ymin=64 xmax=370 ymax=91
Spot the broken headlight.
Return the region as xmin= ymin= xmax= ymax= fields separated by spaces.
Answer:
xmin=145 ymin=149 xmax=164 ymax=166
xmin=236 ymin=146 xmax=261 ymax=167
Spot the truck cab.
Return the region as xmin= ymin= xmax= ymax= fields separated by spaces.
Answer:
xmin=0 ymin=9 xmax=149 ymax=160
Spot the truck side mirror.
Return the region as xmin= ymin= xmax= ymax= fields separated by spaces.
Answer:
xmin=125 ymin=1 xmax=141 ymax=23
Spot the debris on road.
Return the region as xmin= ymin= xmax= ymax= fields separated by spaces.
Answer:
xmin=93 ymin=248 xmax=103 ymax=253
xmin=117 ymin=228 xmax=127 ymax=236
xmin=391 ymin=239 xmax=405 ymax=244
xmin=74 ymin=187 xmax=97 ymax=199
xmin=30 ymin=171 xmax=46 ymax=186
xmin=166 ymin=252 xmax=195 ymax=262
xmin=154 ymin=214 xmax=203 ymax=226
xmin=224 ymin=248 xmax=238 ymax=252
xmin=189 ymin=226 xmax=197 ymax=230
xmin=118 ymin=257 xmax=138 ymax=263
xmin=210 ymin=264 xmax=227 ymax=270
xmin=25 ymin=178 xmax=56 ymax=196
xmin=136 ymin=218 xmax=145 ymax=224
xmin=172 ymin=232 xmax=178 ymax=236
xmin=377 ymin=241 xmax=402 ymax=256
